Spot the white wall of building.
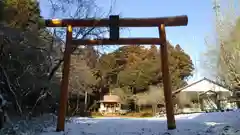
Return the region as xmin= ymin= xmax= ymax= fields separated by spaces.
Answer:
xmin=177 ymin=78 xmax=235 ymax=112
xmin=181 ymin=79 xmax=230 ymax=93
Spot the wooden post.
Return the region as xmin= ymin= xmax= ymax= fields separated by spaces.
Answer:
xmin=159 ymin=24 xmax=176 ymax=130
xmin=109 ymin=15 xmax=120 ymax=40
xmin=56 ymin=25 xmax=72 ymax=132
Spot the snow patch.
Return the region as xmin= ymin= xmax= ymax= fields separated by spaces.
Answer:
xmin=40 ymin=111 xmax=240 ymax=135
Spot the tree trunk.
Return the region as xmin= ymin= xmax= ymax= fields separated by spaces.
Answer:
xmin=237 ymin=102 xmax=240 ymax=108
xmin=84 ymin=91 xmax=88 ymax=112
xmin=0 ymin=110 xmax=4 ymax=129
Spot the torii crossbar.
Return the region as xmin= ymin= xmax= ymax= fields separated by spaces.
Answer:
xmin=45 ymin=15 xmax=188 ymax=132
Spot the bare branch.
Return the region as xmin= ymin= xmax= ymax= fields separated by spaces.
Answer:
xmin=0 ymin=64 xmax=22 ymax=115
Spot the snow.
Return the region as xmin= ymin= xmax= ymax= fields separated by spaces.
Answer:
xmin=40 ymin=110 xmax=240 ymax=135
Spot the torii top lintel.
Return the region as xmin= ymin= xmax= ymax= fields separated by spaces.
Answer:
xmin=45 ymin=15 xmax=188 ymax=27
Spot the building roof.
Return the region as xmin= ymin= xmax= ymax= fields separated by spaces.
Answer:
xmin=172 ymin=77 xmax=231 ymax=95
xmin=100 ymin=95 xmax=120 ymax=103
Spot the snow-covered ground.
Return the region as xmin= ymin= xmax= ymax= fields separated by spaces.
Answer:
xmin=40 ymin=110 xmax=240 ymax=135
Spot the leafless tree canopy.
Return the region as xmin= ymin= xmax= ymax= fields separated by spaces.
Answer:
xmin=202 ymin=0 xmax=240 ymax=90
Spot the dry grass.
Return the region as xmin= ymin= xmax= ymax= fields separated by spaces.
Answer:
xmin=91 ymin=111 xmax=153 ymax=118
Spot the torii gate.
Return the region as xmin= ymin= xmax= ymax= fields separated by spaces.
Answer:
xmin=45 ymin=15 xmax=188 ymax=132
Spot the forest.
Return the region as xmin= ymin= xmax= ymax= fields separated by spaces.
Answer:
xmin=1 ymin=0 xmax=240 ymax=135
xmin=5 ymin=0 xmax=240 ymax=118
xmin=0 ymin=0 xmax=195 ymax=118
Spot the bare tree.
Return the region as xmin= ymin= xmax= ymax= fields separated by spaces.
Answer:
xmin=135 ymin=86 xmax=165 ymax=113
xmin=68 ymin=55 xmax=97 ymax=115
xmin=39 ymin=0 xmax=120 ymax=115
xmin=44 ymin=0 xmax=118 ymax=81
xmin=69 ymin=55 xmax=97 ymax=95
xmin=111 ymin=87 xmax=132 ymax=105
xmin=202 ymin=0 xmax=240 ymax=89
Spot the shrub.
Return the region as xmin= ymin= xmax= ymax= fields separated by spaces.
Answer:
xmin=91 ymin=112 xmax=103 ymax=117
xmin=140 ymin=112 xmax=152 ymax=117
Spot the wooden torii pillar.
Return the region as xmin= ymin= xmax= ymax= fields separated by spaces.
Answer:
xmin=45 ymin=15 xmax=188 ymax=131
